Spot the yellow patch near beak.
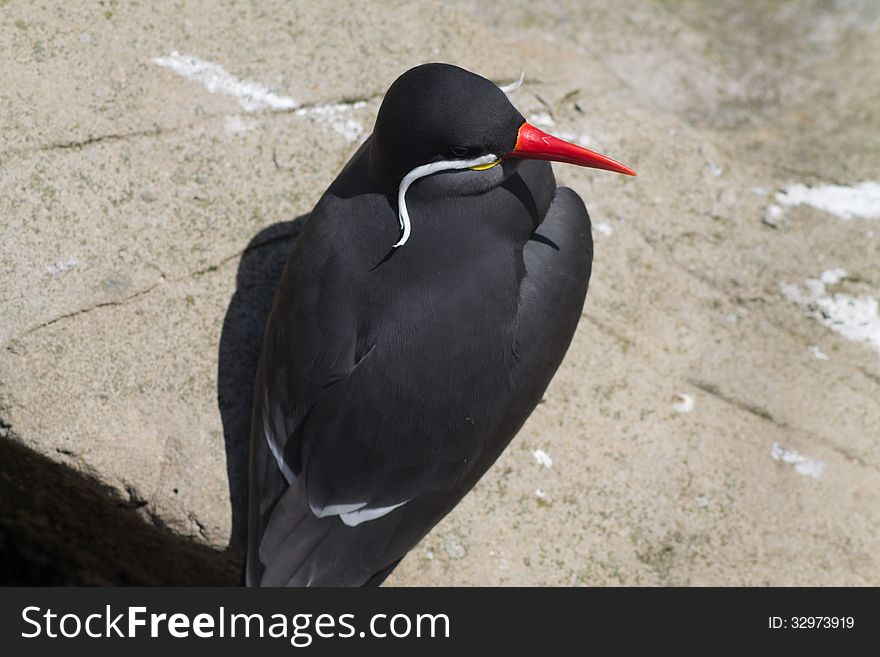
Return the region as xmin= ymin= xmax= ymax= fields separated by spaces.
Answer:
xmin=469 ymin=158 xmax=501 ymax=171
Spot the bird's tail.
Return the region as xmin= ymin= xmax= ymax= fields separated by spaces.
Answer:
xmin=246 ymin=476 xmax=402 ymax=587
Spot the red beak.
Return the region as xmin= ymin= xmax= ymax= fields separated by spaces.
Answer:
xmin=505 ymin=122 xmax=636 ymax=176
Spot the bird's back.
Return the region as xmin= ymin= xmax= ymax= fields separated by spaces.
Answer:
xmin=247 ymin=146 xmax=592 ymax=586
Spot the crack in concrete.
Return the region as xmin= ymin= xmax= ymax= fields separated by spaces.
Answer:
xmin=689 ymin=377 xmax=879 ymax=471
xmin=191 ymin=227 xmax=301 ymax=278
xmin=633 ymin=225 xmax=735 ymax=298
xmin=748 ymin=157 xmax=849 ymax=187
xmin=757 ymin=311 xmax=880 ymax=406
xmin=120 ymin=485 xmax=149 ymax=510
xmin=581 ymin=313 xmax=635 ymax=349
xmin=1 ymin=124 xmax=190 ymax=161
xmin=15 ymin=280 xmax=164 ymax=341
xmin=38 ymin=126 xmax=165 ymax=152
xmin=188 ymin=512 xmax=209 ymax=541
xmin=860 ymin=367 xmax=880 ymax=388
xmin=9 ymin=223 xmax=303 ymax=345
xmin=688 ymin=378 xmax=781 ymax=426
xmin=2 ymin=94 xmax=381 ymax=161
xmin=144 ymin=507 xmax=169 ymax=531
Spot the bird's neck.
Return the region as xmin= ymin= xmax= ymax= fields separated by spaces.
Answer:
xmin=367 ymin=132 xmax=407 ymax=193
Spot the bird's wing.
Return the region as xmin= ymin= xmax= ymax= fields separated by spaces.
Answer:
xmin=297 ymin=337 xmax=493 ymax=523
xmin=248 ymin=256 xmax=490 ymax=586
xmin=251 ymin=318 xmax=495 ymax=584
xmin=248 ymin=166 xmax=592 ymax=586
xmin=250 ymin=190 xmax=491 ymax=537
xmin=259 ymin=188 xmax=591 ymax=518
xmin=514 ymin=185 xmax=592 ymax=377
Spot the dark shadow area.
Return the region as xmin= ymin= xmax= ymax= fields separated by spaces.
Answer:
xmin=501 ymin=170 xmax=541 ymax=229
xmin=0 ymin=431 xmax=239 ymax=585
xmin=217 ymin=216 xmax=307 ymax=558
xmin=0 ymin=217 xmax=305 ymax=586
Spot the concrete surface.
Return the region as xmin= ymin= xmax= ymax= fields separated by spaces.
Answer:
xmin=1 ymin=0 xmax=878 ymax=585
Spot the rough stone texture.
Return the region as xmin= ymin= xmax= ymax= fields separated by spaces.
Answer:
xmin=1 ymin=0 xmax=878 ymax=585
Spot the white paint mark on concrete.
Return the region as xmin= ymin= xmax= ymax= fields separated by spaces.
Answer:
xmin=558 ymin=131 xmax=595 ymax=148
xmin=295 ymin=101 xmax=366 ymax=143
xmin=593 ymin=222 xmax=613 ymax=236
xmin=528 ymin=112 xmax=555 ymax=128
xmin=770 ymin=442 xmax=824 ymax=479
xmin=224 ymin=115 xmax=259 ymax=134
xmin=763 ymin=203 xmax=785 ymax=228
xmin=532 ymin=449 xmax=553 ymax=468
xmin=443 ymin=533 xmax=466 ymax=559
xmin=820 ymin=268 xmax=847 ymax=285
xmin=774 ymin=181 xmax=880 ymax=220
xmin=808 ymin=345 xmax=829 ymax=360
xmin=153 ymin=52 xmax=298 ymax=112
xmin=673 ymin=392 xmax=694 ymax=413
xmin=47 ymin=255 xmax=79 ymax=276
xmin=579 ymin=134 xmax=595 ymax=148
xmin=781 ymin=269 xmax=880 ymax=355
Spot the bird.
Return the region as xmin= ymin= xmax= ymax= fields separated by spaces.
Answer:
xmin=245 ymin=62 xmax=635 ymax=586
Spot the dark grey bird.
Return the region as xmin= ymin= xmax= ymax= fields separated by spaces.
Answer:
xmin=246 ymin=63 xmax=635 ymax=586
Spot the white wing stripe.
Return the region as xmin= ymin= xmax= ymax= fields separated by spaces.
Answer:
xmin=312 ymin=501 xmax=367 ymax=517
xmin=340 ymin=500 xmax=409 ymax=526
xmin=264 ymin=426 xmax=296 ymax=484
xmin=262 ymin=397 xmax=296 ymax=484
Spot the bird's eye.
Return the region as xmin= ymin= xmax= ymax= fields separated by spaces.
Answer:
xmin=450 ymin=146 xmax=470 ymax=158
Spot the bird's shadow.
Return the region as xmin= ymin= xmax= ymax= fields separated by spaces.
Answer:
xmin=217 ymin=214 xmax=307 ymax=558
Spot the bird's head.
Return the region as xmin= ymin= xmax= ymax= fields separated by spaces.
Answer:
xmin=369 ymin=63 xmax=635 ymax=247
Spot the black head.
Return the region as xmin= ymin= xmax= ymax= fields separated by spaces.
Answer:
xmin=367 ymin=64 xmax=636 ymax=247
xmin=369 ymin=63 xmax=525 ymax=188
